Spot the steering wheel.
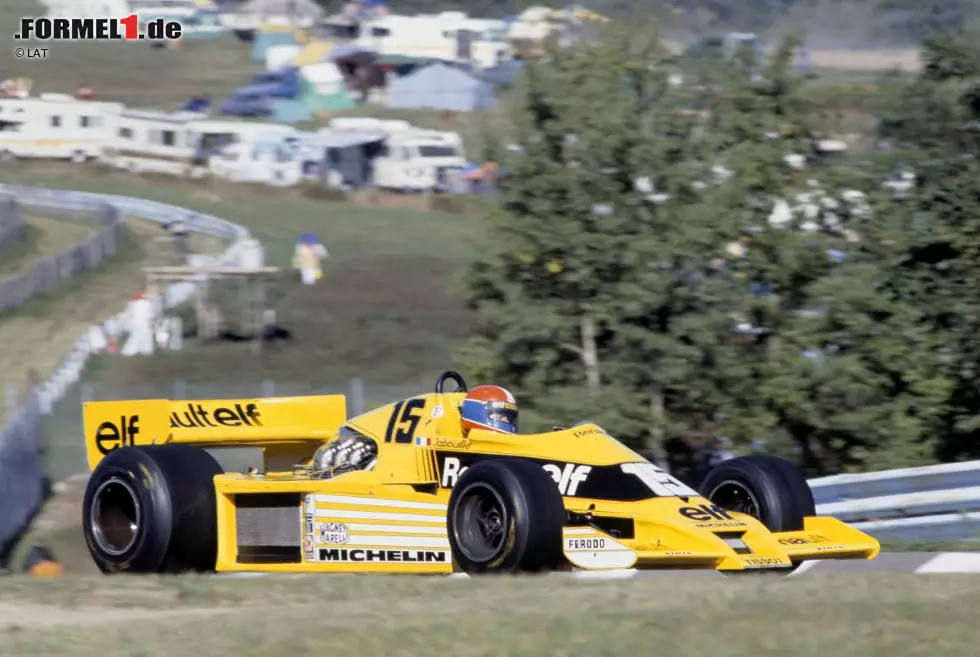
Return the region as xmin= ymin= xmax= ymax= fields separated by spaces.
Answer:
xmin=435 ymin=370 xmax=468 ymax=394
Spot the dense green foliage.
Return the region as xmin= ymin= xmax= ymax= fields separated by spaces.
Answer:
xmin=458 ymin=26 xmax=980 ymax=478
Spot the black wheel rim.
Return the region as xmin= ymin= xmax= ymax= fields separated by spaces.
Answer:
xmin=707 ymin=479 xmax=761 ymax=519
xmin=89 ymin=476 xmax=141 ymax=556
xmin=452 ymin=482 xmax=507 ymax=563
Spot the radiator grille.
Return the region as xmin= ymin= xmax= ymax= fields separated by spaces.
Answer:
xmin=235 ymin=493 xmax=302 ymax=563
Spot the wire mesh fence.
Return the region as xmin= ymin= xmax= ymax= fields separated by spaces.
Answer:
xmin=0 ymin=195 xmax=123 ymax=313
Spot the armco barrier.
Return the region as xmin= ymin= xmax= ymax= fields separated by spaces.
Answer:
xmin=0 ymin=196 xmax=123 ymax=312
xmin=0 ymin=195 xmax=23 ymax=251
xmin=0 ymin=184 xmax=251 ymax=562
xmin=810 ymin=461 xmax=980 ymax=541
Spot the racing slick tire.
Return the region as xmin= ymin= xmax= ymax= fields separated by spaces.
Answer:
xmin=447 ymin=458 xmax=565 ymax=574
xmin=699 ymin=454 xmax=815 ymax=533
xmin=82 ymin=444 xmax=224 ymax=574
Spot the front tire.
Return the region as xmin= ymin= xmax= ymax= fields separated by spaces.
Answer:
xmin=82 ymin=444 xmax=223 ymax=574
xmin=447 ymin=459 xmax=565 ymax=574
xmin=699 ymin=454 xmax=815 ymax=532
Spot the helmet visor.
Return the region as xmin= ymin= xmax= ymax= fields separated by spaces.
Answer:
xmin=486 ymin=407 xmax=517 ymax=433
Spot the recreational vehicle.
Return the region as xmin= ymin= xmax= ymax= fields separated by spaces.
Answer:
xmin=105 ymin=109 xmax=208 ymax=176
xmin=324 ymin=117 xmax=467 ymax=192
xmin=194 ymin=120 xmax=299 ymax=183
xmin=321 ymin=11 xmax=512 ymax=69
xmin=107 ymin=112 xmax=297 ymax=179
xmin=129 ymin=0 xmax=200 ymax=19
xmin=0 ymin=94 xmax=123 ymax=162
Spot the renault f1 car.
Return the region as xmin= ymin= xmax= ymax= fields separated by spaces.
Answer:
xmin=80 ymin=370 xmax=879 ymax=575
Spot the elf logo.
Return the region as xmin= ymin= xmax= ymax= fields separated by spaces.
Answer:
xmin=95 ymin=415 xmax=139 ymax=454
xmin=440 ymin=457 xmax=592 ymax=496
xmin=169 ymin=403 xmax=262 ymax=429
xmin=678 ymin=504 xmax=735 ymax=522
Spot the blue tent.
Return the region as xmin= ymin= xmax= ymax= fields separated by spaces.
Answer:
xmin=385 ymin=62 xmax=495 ymax=112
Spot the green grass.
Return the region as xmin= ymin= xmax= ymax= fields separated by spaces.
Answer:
xmin=0 ymin=573 xmax=978 ymax=656
xmin=2 ymin=0 xmax=262 ymax=112
xmin=0 ymin=214 xmax=97 ymax=276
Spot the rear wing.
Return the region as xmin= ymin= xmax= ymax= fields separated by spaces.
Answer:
xmin=82 ymin=395 xmax=347 ymax=472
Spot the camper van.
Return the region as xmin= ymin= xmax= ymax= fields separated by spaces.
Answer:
xmin=322 ymin=11 xmax=512 ymax=69
xmin=129 ymin=0 xmax=200 ymax=19
xmin=324 ymin=117 xmax=467 ymax=192
xmin=0 ymin=94 xmax=123 ymax=162
xmin=105 ymin=109 xmax=209 ymax=176
xmin=195 ymin=120 xmax=299 ymax=184
xmin=107 ymin=112 xmax=297 ymax=179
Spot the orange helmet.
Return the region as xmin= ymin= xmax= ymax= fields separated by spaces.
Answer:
xmin=460 ymin=384 xmax=518 ymax=434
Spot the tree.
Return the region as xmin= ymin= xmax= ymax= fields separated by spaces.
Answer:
xmin=459 ymin=25 xmax=954 ymax=477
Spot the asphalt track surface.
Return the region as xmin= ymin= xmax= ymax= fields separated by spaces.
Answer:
xmin=224 ymin=553 xmax=980 ymax=579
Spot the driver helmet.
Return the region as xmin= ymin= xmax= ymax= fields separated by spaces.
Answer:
xmin=460 ymin=385 xmax=518 ymax=435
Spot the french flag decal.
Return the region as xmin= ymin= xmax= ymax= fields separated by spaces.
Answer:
xmin=415 ymin=436 xmax=431 ymax=446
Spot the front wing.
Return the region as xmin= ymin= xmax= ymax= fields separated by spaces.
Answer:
xmin=562 ymin=515 xmax=880 ymax=571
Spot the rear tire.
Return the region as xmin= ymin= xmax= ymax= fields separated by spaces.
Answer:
xmin=447 ymin=459 xmax=565 ymax=574
xmin=82 ymin=444 xmax=224 ymax=574
xmin=699 ymin=454 xmax=815 ymax=532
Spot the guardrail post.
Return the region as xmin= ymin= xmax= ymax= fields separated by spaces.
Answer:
xmin=5 ymin=386 xmax=17 ymax=417
xmin=350 ymin=378 xmax=364 ymax=417
xmin=262 ymin=380 xmax=275 ymax=397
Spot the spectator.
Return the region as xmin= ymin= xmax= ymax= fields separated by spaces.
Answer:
xmin=121 ymin=292 xmax=156 ymax=356
xmin=167 ymin=216 xmax=190 ymax=264
xmin=292 ymin=232 xmax=328 ymax=285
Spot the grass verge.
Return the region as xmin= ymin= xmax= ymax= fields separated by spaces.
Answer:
xmin=0 ymin=214 xmax=97 ymax=277
xmin=0 ymin=573 xmax=978 ymax=656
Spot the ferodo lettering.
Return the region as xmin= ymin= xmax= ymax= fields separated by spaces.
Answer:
xmin=95 ymin=415 xmax=139 ymax=454
xmin=318 ymin=548 xmax=448 ymax=563
xmin=567 ymin=538 xmax=606 ymax=550
xmin=678 ymin=504 xmax=735 ymax=522
xmin=169 ymin=403 xmax=262 ymax=429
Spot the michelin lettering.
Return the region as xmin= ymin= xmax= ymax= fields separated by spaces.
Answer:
xmin=170 ymin=403 xmax=262 ymax=429
xmin=318 ymin=548 xmax=449 ymax=563
xmin=95 ymin=415 xmax=139 ymax=454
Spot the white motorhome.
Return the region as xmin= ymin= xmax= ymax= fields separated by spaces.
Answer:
xmin=0 ymin=94 xmax=123 ymax=162
xmin=323 ymin=11 xmax=512 ymax=69
xmin=107 ymin=112 xmax=298 ymax=179
xmin=128 ymin=0 xmax=200 ymax=18
xmin=197 ymin=120 xmax=299 ymax=184
xmin=44 ymin=0 xmax=128 ymax=20
xmin=323 ymin=117 xmax=467 ymax=192
xmin=106 ymin=109 xmax=208 ymax=176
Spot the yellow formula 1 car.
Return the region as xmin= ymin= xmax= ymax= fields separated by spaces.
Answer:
xmin=80 ymin=371 xmax=879 ymax=575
